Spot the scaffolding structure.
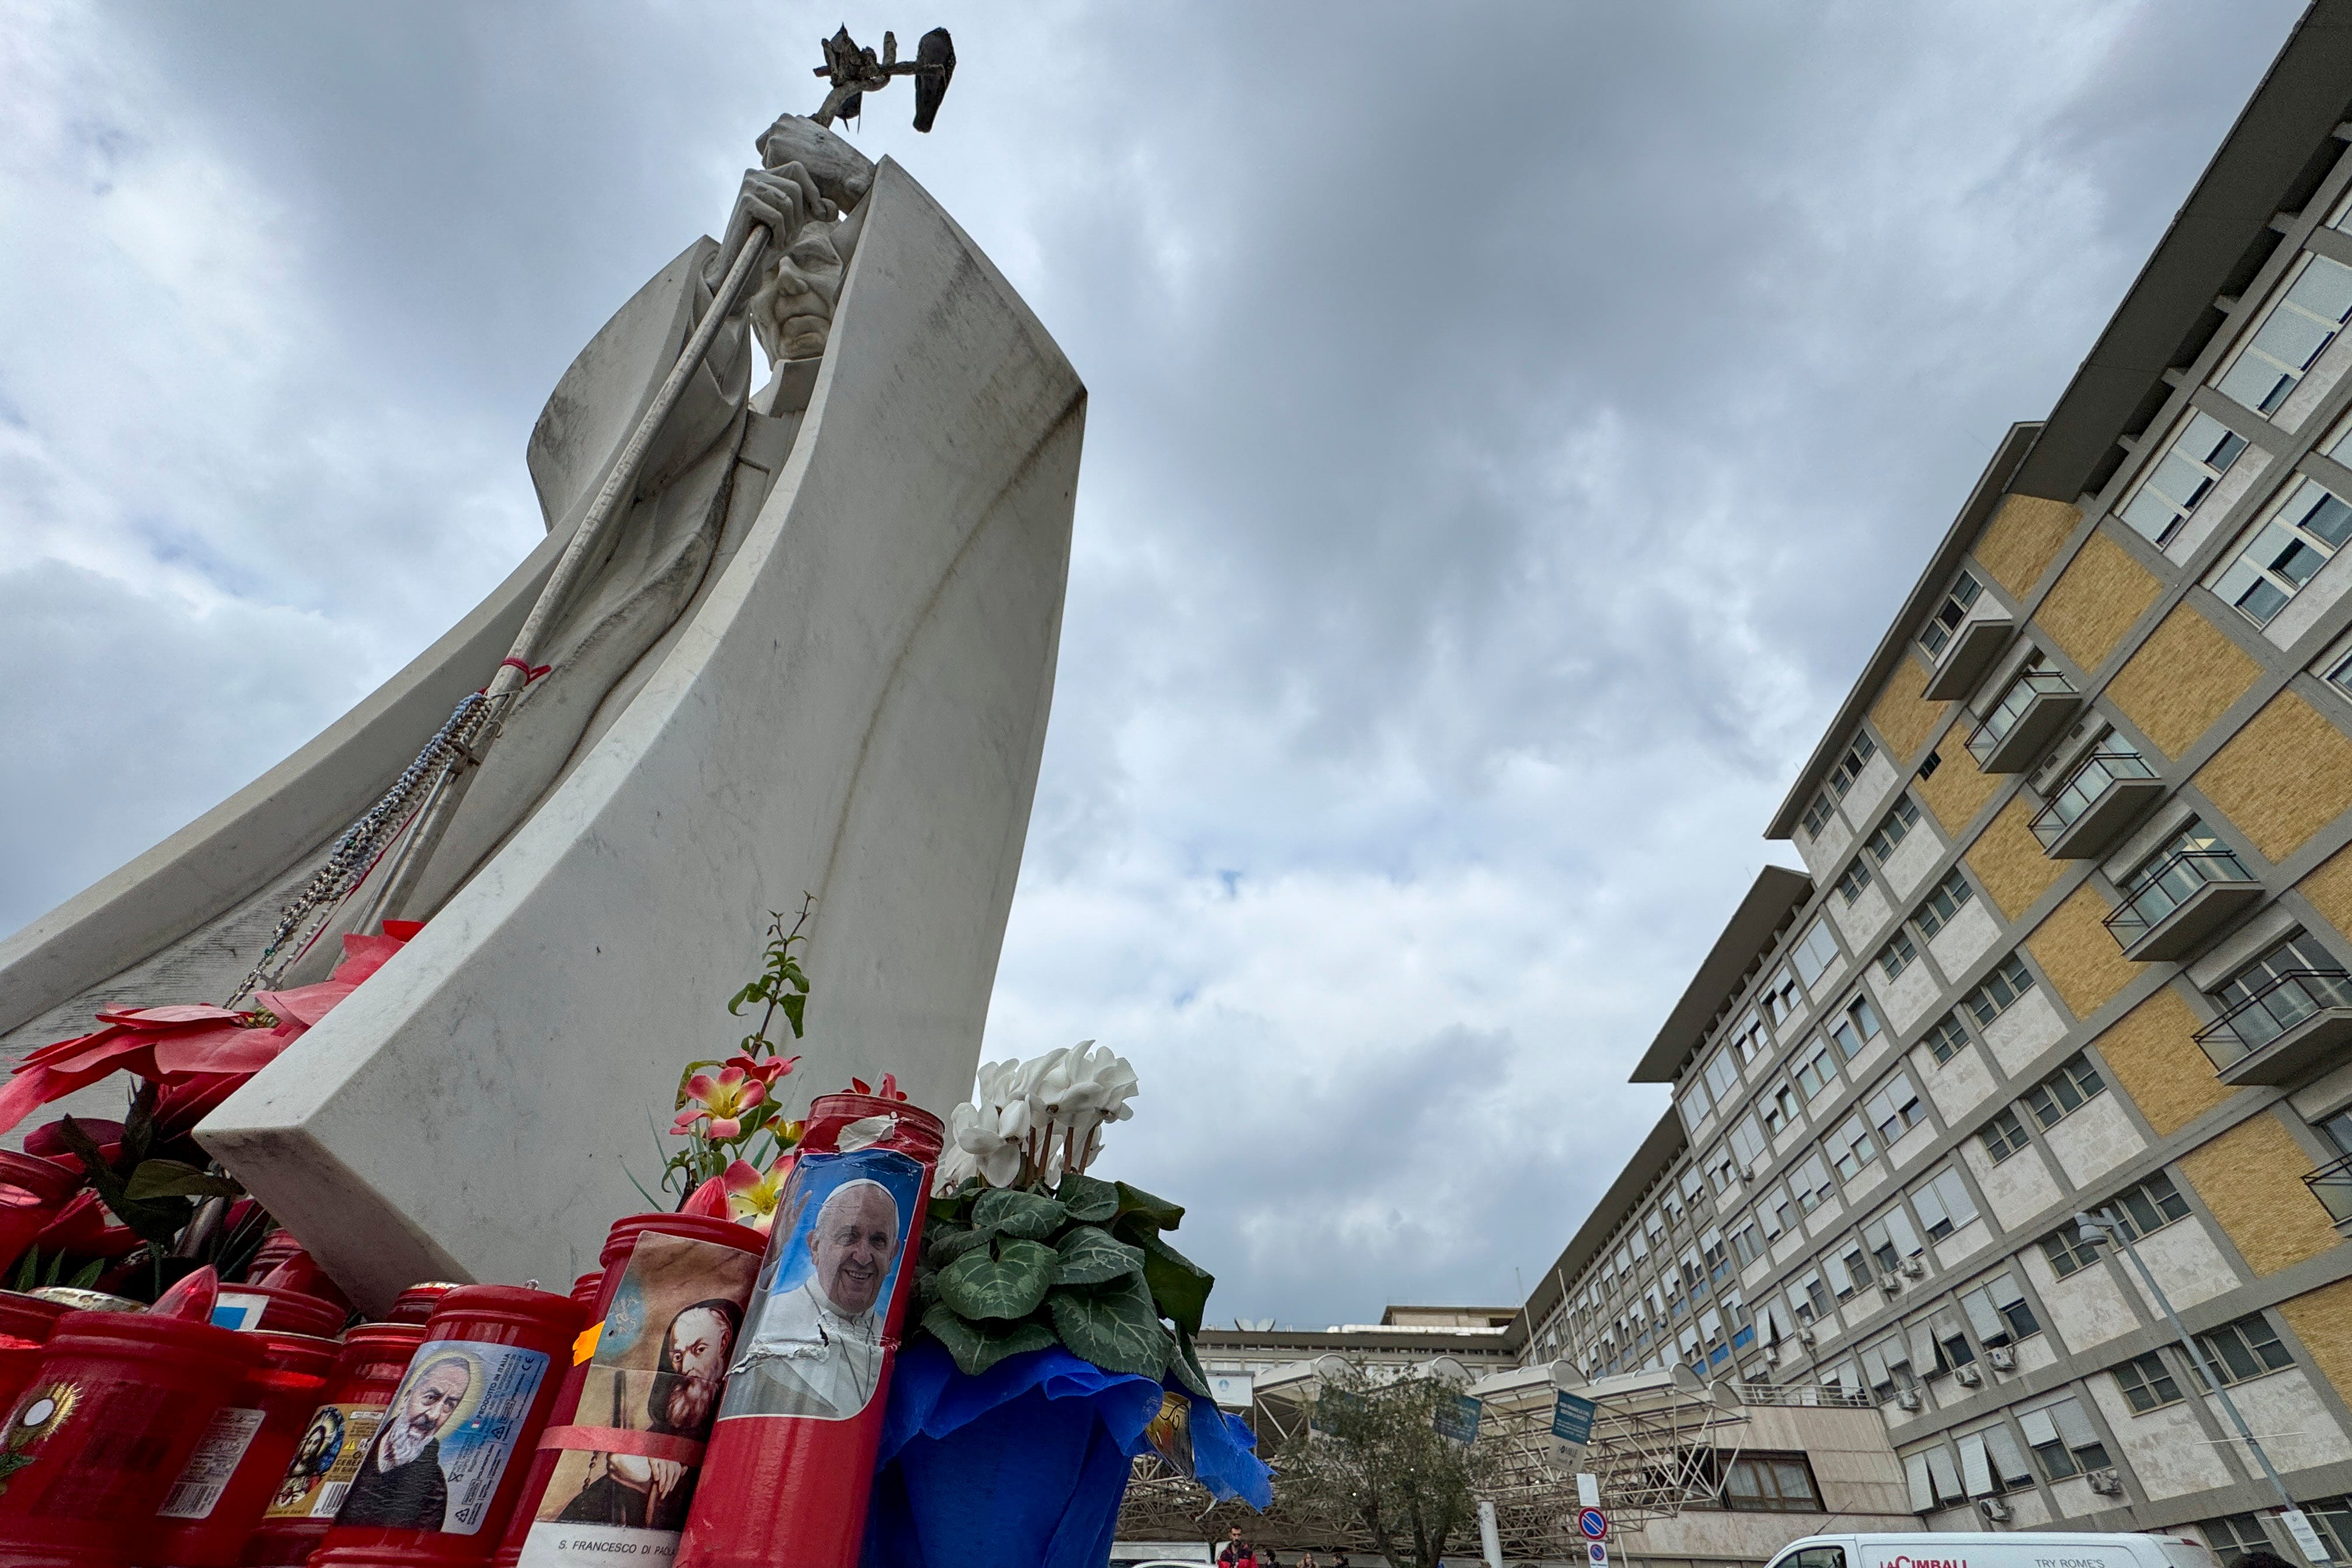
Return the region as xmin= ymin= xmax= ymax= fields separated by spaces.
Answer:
xmin=1116 ymin=1362 xmax=1753 ymax=1561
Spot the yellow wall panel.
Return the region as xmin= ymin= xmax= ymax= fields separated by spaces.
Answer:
xmin=2034 ymin=531 xmax=2163 ymax=674
xmin=2296 ymin=840 xmax=2352 ymax=943
xmin=2106 ymin=605 xmax=2260 ymax=761
xmin=2088 ymin=985 xmax=2233 ymax=1137
xmin=1918 ymin=745 xmax=2002 ymax=839
xmin=1870 ymin=656 xmax=1947 ymax=765
xmin=2025 ymin=884 xmax=2137 ymax=1020
xmin=1965 ymin=797 xmax=2063 ymax=921
xmin=2180 ymin=1113 xmax=2342 ymax=1277
xmin=2279 ymin=1279 xmax=2352 ymax=1406
xmin=2192 ymin=691 xmax=2352 ymax=864
xmin=1975 ymin=495 xmax=2080 ymax=598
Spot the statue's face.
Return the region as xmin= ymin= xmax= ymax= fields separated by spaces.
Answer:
xmin=757 ymin=220 xmax=846 ymax=363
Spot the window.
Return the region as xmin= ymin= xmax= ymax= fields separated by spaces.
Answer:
xmin=1760 ymin=1083 xmax=1800 ymax=1138
xmin=1793 ymin=922 xmax=1842 ymax=988
xmin=1791 ymin=1153 xmax=1835 ymax=1212
xmin=1828 ymin=1239 xmax=1874 ymax=1298
xmin=1760 ymin=1184 xmax=1793 ymax=1240
xmin=1717 ymin=1452 xmax=1823 ymax=1513
xmin=1828 ymin=995 xmax=1884 ymax=1061
xmin=2022 ymin=1051 xmax=2107 ymax=1129
xmin=1932 ymin=1308 xmax=1976 ymax=1371
xmin=1704 ymin=1048 xmax=1741 ymax=1103
xmin=1975 ymin=654 xmax=2058 ymax=751
xmin=1784 ymin=1549 xmax=1847 ymax=1568
xmin=2215 ymin=253 xmax=2352 ymax=414
xmin=1731 ymin=1223 xmax=1765 ymax=1267
xmin=1864 ymin=1330 xmax=1915 ymax=1400
xmin=1793 ymin=1042 xmax=1837 ymax=1101
xmin=2110 ymin=1170 xmax=2193 ymax=1240
xmin=1827 ymin=734 xmax=1878 ymax=800
xmin=1801 ymin=792 xmax=1838 ymax=840
xmin=1960 ymin=1272 xmax=2038 ymax=1345
xmin=2197 ymin=1514 xmax=2277 ymax=1567
xmin=1980 ymin=1107 xmax=2031 ymax=1163
xmin=1728 ymin=1114 xmax=1768 ymax=1172
xmin=2019 ymin=1396 xmax=2109 ymax=1479
xmin=2208 ymin=931 xmax=2352 ymax=1053
xmin=1919 ymin=571 xmax=1985 ymax=660
xmin=1911 ymin=1166 xmax=1979 ymax=1242
xmin=2195 ymin=1312 xmax=2294 ymax=1387
xmin=2039 ymin=1219 xmax=2104 ymax=1278
xmin=1922 ymin=1012 xmax=1971 ymax=1065
xmin=2121 ymin=411 xmax=2251 ymax=546
xmin=1919 ymin=748 xmax=1943 ymax=779
xmin=1730 ymin=1011 xmax=1771 ymax=1064
xmin=1913 ymin=868 xmax=1976 ymax=940
xmin=1877 ymin=931 xmax=1919 ymax=981
xmin=1790 ymin=1270 xmax=1831 ymax=1324
xmin=1864 ymin=1074 xmax=1926 ymax=1144
xmin=1676 ymin=1082 xmax=1711 ymax=1132
xmin=1865 ymin=795 xmax=1923 ymax=865
xmin=2113 ymin=1349 xmax=2184 ymax=1412
xmin=1966 ymin=954 xmax=2035 ymax=1028
xmin=1834 ymin=860 xmax=1874 ymax=905
xmin=1959 ymin=1423 xmax=2036 ymax=1494
xmin=1902 ymin=1445 xmax=1965 ymax=1511
xmin=1703 ymin=1229 xmax=1731 ymax=1284
xmin=2212 ymin=472 xmax=2352 ymax=626
xmin=1863 ymin=1205 xmax=1923 ymax=1275
xmin=1763 ymin=967 xmax=1803 ymax=1026
xmin=1828 ymin=1114 xmax=1877 ymax=1180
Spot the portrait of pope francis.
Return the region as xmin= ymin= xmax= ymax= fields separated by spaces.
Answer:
xmin=725 ymin=1176 xmax=904 ymax=1420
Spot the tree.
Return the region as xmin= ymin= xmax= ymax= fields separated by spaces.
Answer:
xmin=1274 ymin=1363 xmax=1503 ymax=1568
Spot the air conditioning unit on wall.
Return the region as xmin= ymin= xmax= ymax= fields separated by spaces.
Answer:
xmin=1797 ymin=1328 xmax=1817 ymax=1347
xmin=1956 ymin=1365 xmax=1983 ymax=1388
xmin=1979 ymin=1498 xmax=2013 ymax=1522
xmin=1988 ymin=1346 xmax=2017 ymax=1371
xmin=1881 ymin=1276 xmax=1903 ymax=1295
xmin=1901 ymin=1257 xmax=1926 ymax=1278
xmin=2087 ymin=1469 xmax=2125 ymax=1497
xmin=1896 ymin=1389 xmax=1924 ymax=1412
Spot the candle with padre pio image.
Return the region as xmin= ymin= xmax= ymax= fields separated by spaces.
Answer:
xmin=677 ymin=1093 xmax=942 ymax=1568
xmin=499 ymin=1213 xmax=764 ymax=1567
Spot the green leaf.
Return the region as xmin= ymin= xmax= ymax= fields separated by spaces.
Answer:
xmin=920 ymin=1304 xmax=1059 ymax=1377
xmin=124 ymin=1161 xmax=243 ymax=1203
xmin=64 ymin=1259 xmax=102 ymax=1291
xmin=780 ymin=993 xmax=806 ymax=1036
xmin=972 ymin=1186 xmax=1069 ymax=1241
xmin=1135 ymin=1228 xmax=1213 ymax=1336
xmin=928 ymin=1226 xmax=992 ymax=1264
xmin=1053 ymin=1172 xmax=1119 ymax=1223
xmin=1169 ymin=1327 xmax=1212 ymax=1398
xmin=1049 ymin=1276 xmax=1172 ymax=1378
xmin=727 ymin=982 xmax=761 ymax=1016
xmin=1113 ymin=1181 xmax=1185 ymax=1232
xmin=937 ymin=1238 xmax=1056 ymax=1320
xmin=56 ymin=1116 xmax=190 ymax=1251
xmin=1053 ymin=1224 xmax=1144 ymax=1287
xmin=9 ymin=1249 xmax=36 ymax=1294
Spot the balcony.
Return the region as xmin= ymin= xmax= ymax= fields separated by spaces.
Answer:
xmin=2031 ymin=750 xmax=2163 ymax=858
xmin=2102 ymin=850 xmax=2263 ymax=961
xmin=1967 ymin=671 xmax=2082 ymax=772
xmin=2304 ymin=1150 xmax=2352 ymax=1225
xmin=2194 ymin=968 xmax=2352 ymax=1085
xmin=1922 ymin=616 xmax=2015 ymax=700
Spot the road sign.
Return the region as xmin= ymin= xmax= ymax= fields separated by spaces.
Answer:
xmin=1577 ymin=1472 xmax=1602 ymax=1508
xmin=1433 ymin=1393 xmax=1483 ymax=1444
xmin=1552 ymin=1392 xmax=1598 ymax=1446
xmin=2281 ymin=1509 xmax=2333 ymax=1565
xmin=1579 ymin=1508 xmax=1609 ymax=1541
xmin=1589 ymin=1543 xmax=1609 ymax=1567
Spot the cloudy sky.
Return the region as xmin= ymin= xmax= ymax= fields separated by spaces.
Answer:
xmin=0 ymin=2 xmax=2310 ymax=1327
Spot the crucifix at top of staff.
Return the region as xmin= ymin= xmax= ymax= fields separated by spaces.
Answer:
xmin=227 ymin=25 xmax=958 ymax=1005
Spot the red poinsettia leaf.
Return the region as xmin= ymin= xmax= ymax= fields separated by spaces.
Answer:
xmin=252 ymin=981 xmax=353 ymax=1028
xmin=329 ymin=932 xmax=408 ymax=985
xmin=15 ymin=1026 xmax=131 ymax=1072
xmin=381 ymin=919 xmax=426 ymax=941
xmin=93 ymin=1003 xmax=242 ymax=1029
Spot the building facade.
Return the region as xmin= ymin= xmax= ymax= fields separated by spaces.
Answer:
xmin=1521 ymin=9 xmax=2352 ymax=1566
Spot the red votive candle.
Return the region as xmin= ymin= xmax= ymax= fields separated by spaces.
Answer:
xmin=148 ymin=1330 xmax=338 ymax=1566
xmin=496 ymin=1214 xmax=766 ymax=1566
xmin=311 ymin=1285 xmax=584 ymax=1566
xmin=0 ymin=1305 xmax=267 ymax=1567
xmin=241 ymin=1322 xmax=426 ymax=1566
xmin=211 ymin=1281 xmax=347 ymax=1339
xmin=387 ymin=1283 xmax=464 ymax=1325
xmin=677 ymin=1095 xmax=944 ymax=1568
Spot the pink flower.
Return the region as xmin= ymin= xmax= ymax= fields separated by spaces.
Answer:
xmin=730 ymin=1053 xmax=799 ymax=1090
xmin=723 ymin=1156 xmax=796 ymax=1233
xmin=671 ymin=1064 xmax=768 ymax=1141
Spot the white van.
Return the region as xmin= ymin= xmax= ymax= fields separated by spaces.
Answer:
xmin=1764 ymin=1532 xmax=2221 ymax=1568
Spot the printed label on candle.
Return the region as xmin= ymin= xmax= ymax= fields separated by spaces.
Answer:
xmin=519 ymin=1229 xmax=759 ymax=1565
xmin=156 ymin=1405 xmax=267 ymax=1518
xmin=332 ymin=1338 xmax=549 ymax=1535
xmin=263 ymin=1401 xmax=387 ymax=1520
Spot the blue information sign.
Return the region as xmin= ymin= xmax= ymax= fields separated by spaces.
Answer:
xmin=1432 ymin=1392 xmax=1483 ymax=1444
xmin=1552 ymin=1391 xmax=1598 ymax=1446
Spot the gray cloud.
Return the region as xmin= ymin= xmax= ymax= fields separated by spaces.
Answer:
xmin=0 ymin=1 xmax=2306 ymax=1327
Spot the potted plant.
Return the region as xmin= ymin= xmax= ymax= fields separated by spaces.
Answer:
xmin=861 ymin=1044 xmax=1269 ymax=1568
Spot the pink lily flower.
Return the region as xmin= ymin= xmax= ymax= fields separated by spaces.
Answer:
xmin=671 ymin=1064 xmax=768 ymax=1141
xmin=723 ymin=1156 xmax=796 ymax=1233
